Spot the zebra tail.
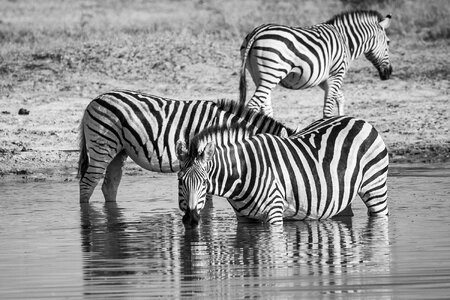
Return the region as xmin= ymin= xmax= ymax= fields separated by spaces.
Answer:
xmin=239 ymin=43 xmax=249 ymax=105
xmin=77 ymin=115 xmax=88 ymax=180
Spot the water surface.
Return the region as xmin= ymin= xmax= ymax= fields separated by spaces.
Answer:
xmin=1 ymin=164 xmax=449 ymax=299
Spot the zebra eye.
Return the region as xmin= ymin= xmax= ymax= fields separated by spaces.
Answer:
xmin=179 ymin=200 xmax=187 ymax=211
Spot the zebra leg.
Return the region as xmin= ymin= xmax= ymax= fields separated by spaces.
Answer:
xmin=319 ymin=81 xmax=335 ymax=118
xmin=235 ymin=214 xmax=260 ymax=223
xmin=358 ymin=172 xmax=389 ymax=217
xmin=265 ymin=207 xmax=283 ymax=225
xmin=261 ymin=101 xmax=274 ymax=117
xmin=264 ymin=192 xmax=285 ymax=225
xmin=204 ymin=194 xmax=214 ymax=208
xmin=319 ymin=79 xmax=343 ymax=118
xmin=335 ymin=204 xmax=354 ymax=217
xmin=247 ymin=95 xmax=274 ymax=117
xmin=336 ymin=90 xmax=345 ymax=115
xmin=80 ymin=162 xmax=108 ymax=204
xmin=101 ymin=150 xmax=128 ymax=202
xmin=246 ymin=63 xmax=277 ymax=116
xmin=79 ymin=139 xmax=122 ymax=203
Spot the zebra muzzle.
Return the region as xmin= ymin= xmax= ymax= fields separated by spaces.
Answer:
xmin=182 ymin=209 xmax=200 ymax=228
xmin=379 ymin=65 xmax=393 ymax=80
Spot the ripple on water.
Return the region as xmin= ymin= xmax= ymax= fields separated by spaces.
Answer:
xmin=1 ymin=167 xmax=450 ymax=298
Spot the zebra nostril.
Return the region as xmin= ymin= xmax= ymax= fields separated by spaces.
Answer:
xmin=182 ymin=209 xmax=200 ymax=228
xmin=379 ymin=65 xmax=392 ymax=80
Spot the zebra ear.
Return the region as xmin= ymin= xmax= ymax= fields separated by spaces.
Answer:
xmin=201 ymin=142 xmax=216 ymax=162
xmin=280 ymin=128 xmax=288 ymax=138
xmin=379 ymin=15 xmax=392 ymax=29
xmin=176 ymin=140 xmax=188 ymax=162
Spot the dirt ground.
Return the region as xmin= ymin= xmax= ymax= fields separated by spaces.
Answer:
xmin=0 ymin=1 xmax=449 ymax=183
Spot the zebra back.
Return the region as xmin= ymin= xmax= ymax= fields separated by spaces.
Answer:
xmin=184 ymin=107 xmax=294 ymax=158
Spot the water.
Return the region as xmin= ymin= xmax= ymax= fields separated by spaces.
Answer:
xmin=1 ymin=164 xmax=449 ymax=299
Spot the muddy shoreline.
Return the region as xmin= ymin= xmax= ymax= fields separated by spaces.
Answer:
xmin=1 ymin=141 xmax=449 ymax=184
xmin=0 ymin=1 xmax=448 ymax=183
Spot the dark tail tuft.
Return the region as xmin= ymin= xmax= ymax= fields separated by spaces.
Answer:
xmin=239 ymin=62 xmax=247 ymax=105
xmin=77 ymin=117 xmax=88 ymax=179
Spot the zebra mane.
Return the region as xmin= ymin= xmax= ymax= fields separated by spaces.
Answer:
xmin=215 ymin=98 xmax=252 ymax=118
xmin=188 ymin=107 xmax=293 ymax=157
xmin=325 ymin=10 xmax=384 ymax=24
xmin=188 ymin=123 xmax=261 ymax=157
xmin=215 ymin=98 xmax=295 ymax=135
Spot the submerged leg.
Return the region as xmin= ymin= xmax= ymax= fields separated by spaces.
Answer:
xmin=264 ymin=190 xmax=285 ymax=225
xmin=101 ymin=150 xmax=128 ymax=202
xmin=235 ymin=214 xmax=261 ymax=223
xmin=79 ymin=143 xmax=120 ymax=203
xmin=359 ymin=170 xmax=389 ymax=216
xmin=80 ymin=164 xmax=107 ymax=204
xmin=204 ymin=194 xmax=214 ymax=209
xmin=335 ymin=204 xmax=354 ymax=217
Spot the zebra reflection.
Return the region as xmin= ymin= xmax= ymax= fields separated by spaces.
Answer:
xmin=79 ymin=203 xmax=183 ymax=297
xmin=79 ymin=204 xmax=390 ymax=297
xmin=181 ymin=214 xmax=390 ymax=296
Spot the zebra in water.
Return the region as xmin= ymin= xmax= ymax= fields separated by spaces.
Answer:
xmin=239 ymin=10 xmax=393 ymax=117
xmin=177 ymin=116 xmax=389 ymax=226
xmin=78 ymin=90 xmax=294 ymax=203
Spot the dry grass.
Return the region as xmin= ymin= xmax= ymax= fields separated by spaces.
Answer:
xmin=0 ymin=0 xmax=449 ymax=180
xmin=0 ymin=0 xmax=448 ymax=95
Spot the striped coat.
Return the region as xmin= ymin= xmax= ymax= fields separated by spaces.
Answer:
xmin=177 ymin=116 xmax=389 ymax=226
xmin=78 ymin=90 xmax=293 ymax=203
xmin=239 ymin=10 xmax=392 ymax=117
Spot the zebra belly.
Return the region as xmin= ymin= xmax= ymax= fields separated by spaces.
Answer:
xmin=280 ymin=67 xmax=325 ymax=90
xmin=283 ymin=205 xmax=308 ymax=220
xmin=127 ymin=148 xmax=181 ymax=173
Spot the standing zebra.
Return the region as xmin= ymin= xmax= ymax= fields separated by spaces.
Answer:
xmin=177 ymin=116 xmax=389 ymax=226
xmin=239 ymin=10 xmax=392 ymax=117
xmin=78 ymin=90 xmax=294 ymax=203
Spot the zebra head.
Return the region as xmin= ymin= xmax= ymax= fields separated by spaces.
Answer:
xmin=176 ymin=140 xmax=216 ymax=228
xmin=364 ymin=14 xmax=393 ymax=80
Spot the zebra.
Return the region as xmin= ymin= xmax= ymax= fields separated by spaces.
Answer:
xmin=78 ymin=90 xmax=295 ymax=203
xmin=177 ymin=116 xmax=389 ymax=226
xmin=239 ymin=10 xmax=393 ymax=117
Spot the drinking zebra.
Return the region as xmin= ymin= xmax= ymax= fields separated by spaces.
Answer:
xmin=78 ymin=90 xmax=294 ymax=203
xmin=177 ymin=116 xmax=389 ymax=226
xmin=239 ymin=10 xmax=393 ymax=117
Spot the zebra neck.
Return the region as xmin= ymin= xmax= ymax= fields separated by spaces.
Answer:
xmin=207 ymin=147 xmax=242 ymax=198
xmin=332 ymin=21 xmax=371 ymax=61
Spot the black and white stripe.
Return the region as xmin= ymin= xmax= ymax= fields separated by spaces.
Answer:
xmin=177 ymin=116 xmax=389 ymax=226
xmin=78 ymin=90 xmax=294 ymax=203
xmin=239 ymin=10 xmax=392 ymax=117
